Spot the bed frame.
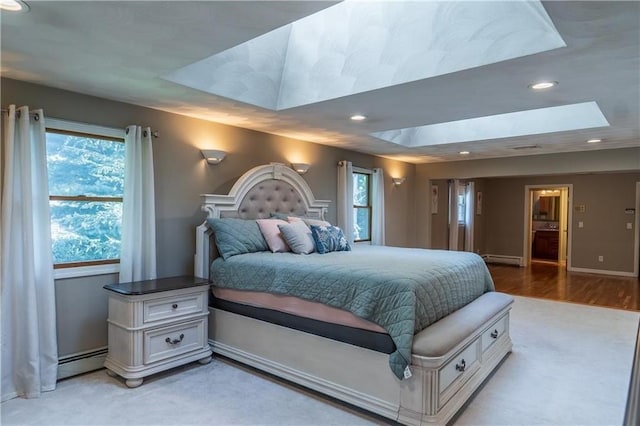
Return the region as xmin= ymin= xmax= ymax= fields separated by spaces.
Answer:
xmin=195 ymin=163 xmax=513 ymax=425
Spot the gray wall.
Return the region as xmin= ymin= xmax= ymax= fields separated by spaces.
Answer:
xmin=428 ymin=172 xmax=639 ymax=274
xmin=480 ymin=173 xmax=639 ymax=273
xmin=429 ymin=180 xmax=449 ymax=249
xmin=429 ymin=178 xmax=487 ymax=254
xmin=416 ymin=147 xmax=640 ymax=252
xmin=2 ymin=78 xmax=416 ymax=357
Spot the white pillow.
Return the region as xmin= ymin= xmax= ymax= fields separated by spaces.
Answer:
xmin=256 ymin=219 xmax=290 ymax=253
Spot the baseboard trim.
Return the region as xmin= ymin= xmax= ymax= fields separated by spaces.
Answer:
xmin=482 ymin=254 xmax=523 ymax=267
xmin=58 ymin=347 xmax=108 ymax=380
xmin=568 ymin=266 xmax=636 ymax=277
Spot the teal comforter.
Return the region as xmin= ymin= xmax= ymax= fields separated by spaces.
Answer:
xmin=210 ymin=245 xmax=494 ymax=380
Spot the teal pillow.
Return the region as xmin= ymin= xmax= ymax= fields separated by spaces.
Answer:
xmin=310 ymin=225 xmax=351 ymax=254
xmin=278 ymin=220 xmax=315 ymax=254
xmin=207 ymin=218 xmax=269 ymax=260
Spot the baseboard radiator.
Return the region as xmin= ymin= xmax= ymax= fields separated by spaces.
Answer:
xmin=482 ymin=254 xmax=523 ymax=267
xmin=57 ymin=347 xmax=108 ymax=380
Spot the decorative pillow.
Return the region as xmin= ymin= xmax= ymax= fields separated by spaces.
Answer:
xmin=207 ymin=218 xmax=269 ymax=260
xmin=256 ymin=219 xmax=290 ymax=253
xmin=269 ymin=212 xmax=293 ymax=220
xmin=278 ymin=220 xmax=315 ymax=254
xmin=310 ymin=225 xmax=351 ymax=254
xmin=301 ymin=217 xmax=331 ymax=227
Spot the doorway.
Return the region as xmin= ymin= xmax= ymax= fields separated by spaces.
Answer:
xmin=523 ymin=184 xmax=572 ymax=268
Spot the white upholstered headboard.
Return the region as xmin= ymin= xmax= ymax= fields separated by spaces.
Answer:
xmin=194 ymin=163 xmax=331 ymax=278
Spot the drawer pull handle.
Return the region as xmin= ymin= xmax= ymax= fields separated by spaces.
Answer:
xmin=455 ymin=359 xmax=466 ymax=372
xmin=165 ymin=334 xmax=184 ymax=345
xmin=491 ymin=329 xmax=499 ymax=339
xmin=172 ymin=303 xmax=178 ymax=309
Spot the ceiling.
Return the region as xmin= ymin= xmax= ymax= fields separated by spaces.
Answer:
xmin=1 ymin=1 xmax=639 ymax=164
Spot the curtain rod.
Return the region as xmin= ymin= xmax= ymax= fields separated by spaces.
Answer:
xmin=1 ymin=109 xmax=159 ymax=138
xmin=1 ymin=108 xmax=39 ymax=115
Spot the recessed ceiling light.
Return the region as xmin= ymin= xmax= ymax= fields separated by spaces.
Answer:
xmin=459 ymin=151 xmax=470 ymax=155
xmin=586 ymin=138 xmax=602 ymax=143
xmin=350 ymin=114 xmax=367 ymax=121
xmin=0 ymin=0 xmax=29 ymax=12
xmin=528 ymin=81 xmax=558 ymax=90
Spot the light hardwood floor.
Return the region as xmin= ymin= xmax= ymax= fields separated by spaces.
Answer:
xmin=489 ymin=262 xmax=640 ymax=312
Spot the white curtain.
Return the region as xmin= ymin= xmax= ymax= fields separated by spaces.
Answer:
xmin=337 ymin=161 xmax=354 ymax=245
xmin=371 ymin=168 xmax=385 ymax=245
xmin=448 ymin=179 xmax=460 ymax=250
xmin=464 ymin=181 xmax=475 ymax=252
xmin=119 ymin=125 xmax=156 ymax=282
xmin=1 ymin=105 xmax=58 ymax=401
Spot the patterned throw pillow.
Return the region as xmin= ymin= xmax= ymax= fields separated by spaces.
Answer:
xmin=207 ymin=218 xmax=269 ymax=260
xmin=310 ymin=225 xmax=351 ymax=254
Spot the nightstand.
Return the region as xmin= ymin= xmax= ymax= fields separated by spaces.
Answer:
xmin=103 ymin=276 xmax=212 ymax=388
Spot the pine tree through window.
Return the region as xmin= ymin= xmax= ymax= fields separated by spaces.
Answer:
xmin=46 ymin=127 xmax=125 ymax=268
xmin=353 ymin=172 xmax=371 ymax=242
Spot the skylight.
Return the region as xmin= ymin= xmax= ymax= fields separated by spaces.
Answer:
xmin=370 ymin=102 xmax=610 ymax=147
xmin=163 ymin=1 xmax=566 ymax=111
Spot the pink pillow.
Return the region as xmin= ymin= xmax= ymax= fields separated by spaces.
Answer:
xmin=256 ymin=219 xmax=290 ymax=253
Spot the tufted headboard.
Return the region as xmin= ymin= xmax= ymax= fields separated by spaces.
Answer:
xmin=221 ymin=179 xmax=309 ymax=219
xmin=194 ymin=163 xmax=331 ymax=278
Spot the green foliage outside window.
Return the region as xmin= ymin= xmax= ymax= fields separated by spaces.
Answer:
xmin=46 ymin=131 xmax=125 ymax=265
xmin=353 ymin=172 xmax=371 ymax=241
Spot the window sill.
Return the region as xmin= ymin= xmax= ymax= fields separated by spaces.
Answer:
xmin=54 ymin=263 xmax=120 ymax=280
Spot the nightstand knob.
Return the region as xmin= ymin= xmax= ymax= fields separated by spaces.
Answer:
xmin=491 ymin=329 xmax=499 ymax=339
xmin=165 ymin=334 xmax=184 ymax=345
xmin=172 ymin=303 xmax=178 ymax=309
xmin=455 ymin=359 xmax=466 ymax=372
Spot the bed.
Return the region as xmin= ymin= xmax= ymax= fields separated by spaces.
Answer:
xmin=195 ymin=163 xmax=513 ymax=425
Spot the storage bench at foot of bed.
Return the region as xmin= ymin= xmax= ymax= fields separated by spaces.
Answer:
xmin=207 ymin=292 xmax=513 ymax=426
xmin=398 ymin=292 xmax=513 ymax=425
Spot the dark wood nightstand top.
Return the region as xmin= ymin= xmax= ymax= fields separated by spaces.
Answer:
xmin=104 ymin=276 xmax=209 ymax=295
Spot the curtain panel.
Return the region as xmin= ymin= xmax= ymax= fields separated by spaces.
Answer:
xmin=1 ymin=105 xmax=58 ymax=401
xmin=336 ymin=161 xmax=354 ymax=246
xmin=119 ymin=125 xmax=157 ymax=283
xmin=371 ymin=168 xmax=385 ymax=245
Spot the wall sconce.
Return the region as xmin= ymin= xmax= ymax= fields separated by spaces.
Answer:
xmin=201 ymin=149 xmax=226 ymax=165
xmin=291 ymin=163 xmax=310 ymax=175
xmin=392 ymin=177 xmax=406 ymax=186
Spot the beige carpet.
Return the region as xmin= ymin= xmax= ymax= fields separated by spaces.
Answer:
xmin=2 ymin=296 xmax=638 ymax=425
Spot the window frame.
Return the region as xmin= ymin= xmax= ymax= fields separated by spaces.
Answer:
xmin=352 ymin=168 xmax=372 ymax=243
xmin=457 ymin=184 xmax=467 ymax=225
xmin=45 ymin=118 xmax=126 ymax=279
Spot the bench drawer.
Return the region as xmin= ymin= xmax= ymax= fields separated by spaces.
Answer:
xmin=482 ymin=315 xmax=508 ymax=353
xmin=438 ymin=339 xmax=479 ymax=404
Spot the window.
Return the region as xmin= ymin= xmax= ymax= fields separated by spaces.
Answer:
xmin=45 ymin=119 xmax=125 ymax=271
xmin=457 ymin=185 xmax=466 ymax=224
xmin=353 ymin=171 xmax=371 ymax=242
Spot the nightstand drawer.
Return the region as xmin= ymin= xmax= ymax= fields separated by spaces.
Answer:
xmin=144 ymin=320 xmax=206 ymax=364
xmin=143 ymin=292 xmax=205 ymax=323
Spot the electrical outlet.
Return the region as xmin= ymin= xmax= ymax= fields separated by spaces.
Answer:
xmin=627 ymin=222 xmax=633 ymax=230
xmin=598 ymin=255 xmax=604 ymax=262
xmin=578 ymin=221 xmax=584 ymax=228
